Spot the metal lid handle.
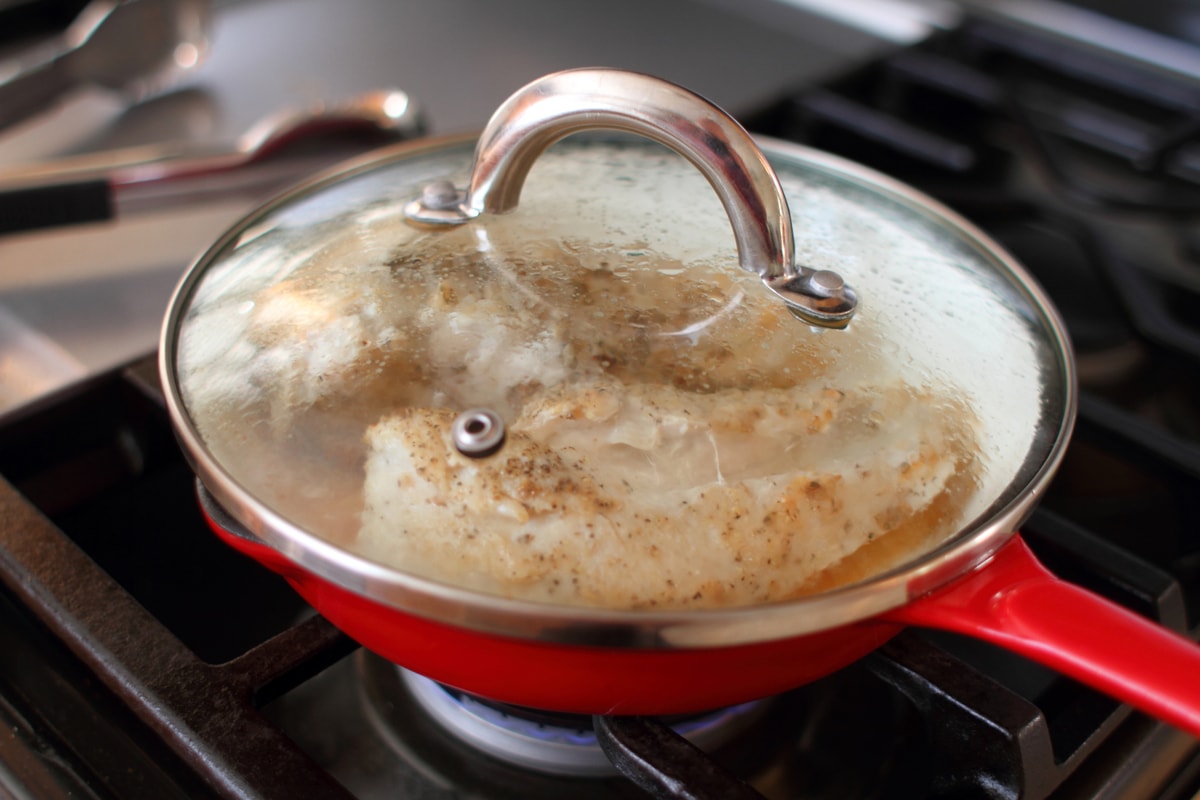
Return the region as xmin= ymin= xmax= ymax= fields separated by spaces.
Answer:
xmin=405 ymin=69 xmax=856 ymax=328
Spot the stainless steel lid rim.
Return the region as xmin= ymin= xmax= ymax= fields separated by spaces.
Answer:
xmin=160 ymin=122 xmax=1075 ymax=649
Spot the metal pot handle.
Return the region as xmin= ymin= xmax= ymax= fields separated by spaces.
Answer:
xmin=404 ymin=68 xmax=857 ymax=328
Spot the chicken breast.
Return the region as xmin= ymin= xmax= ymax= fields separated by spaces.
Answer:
xmin=358 ymin=379 xmax=979 ymax=609
xmin=183 ymin=223 xmax=982 ymax=610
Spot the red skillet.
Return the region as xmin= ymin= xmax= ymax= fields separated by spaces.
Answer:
xmin=163 ymin=69 xmax=1200 ymax=736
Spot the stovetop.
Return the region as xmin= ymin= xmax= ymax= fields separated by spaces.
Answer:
xmin=3 ymin=6 xmax=1200 ymax=799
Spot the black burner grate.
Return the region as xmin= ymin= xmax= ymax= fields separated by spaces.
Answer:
xmin=0 ymin=365 xmax=359 ymax=798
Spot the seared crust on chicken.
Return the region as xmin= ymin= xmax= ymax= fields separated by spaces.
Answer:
xmin=359 ymin=379 xmax=978 ymax=609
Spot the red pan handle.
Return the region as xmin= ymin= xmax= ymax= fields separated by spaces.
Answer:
xmin=884 ymin=534 xmax=1200 ymax=739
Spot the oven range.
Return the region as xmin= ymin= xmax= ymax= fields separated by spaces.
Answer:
xmin=2 ymin=3 xmax=1200 ymax=798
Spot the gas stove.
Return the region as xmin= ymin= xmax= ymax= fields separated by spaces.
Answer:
xmin=2 ymin=5 xmax=1200 ymax=799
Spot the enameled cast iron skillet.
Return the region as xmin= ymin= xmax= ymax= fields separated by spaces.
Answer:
xmin=161 ymin=69 xmax=1200 ymax=734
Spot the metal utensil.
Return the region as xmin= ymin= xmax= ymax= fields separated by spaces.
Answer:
xmin=0 ymin=89 xmax=425 ymax=233
xmin=0 ymin=0 xmax=211 ymax=132
xmin=112 ymin=88 xmax=424 ymax=186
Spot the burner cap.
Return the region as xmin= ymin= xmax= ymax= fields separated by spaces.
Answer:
xmin=399 ymin=669 xmax=765 ymax=777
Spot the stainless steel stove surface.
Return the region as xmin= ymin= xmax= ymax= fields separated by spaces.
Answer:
xmin=3 ymin=2 xmax=1200 ymax=798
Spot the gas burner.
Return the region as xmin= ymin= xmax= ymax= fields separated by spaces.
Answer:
xmin=395 ymin=669 xmax=766 ymax=777
xmin=265 ymin=646 xmax=931 ymax=798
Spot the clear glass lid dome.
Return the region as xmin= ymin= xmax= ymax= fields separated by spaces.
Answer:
xmin=165 ymin=72 xmax=1071 ymax=612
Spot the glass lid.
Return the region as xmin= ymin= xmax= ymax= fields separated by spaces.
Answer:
xmin=166 ymin=70 xmax=1072 ymax=613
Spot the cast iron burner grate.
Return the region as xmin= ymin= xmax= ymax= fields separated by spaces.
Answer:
xmin=1 ymin=14 xmax=1200 ymax=800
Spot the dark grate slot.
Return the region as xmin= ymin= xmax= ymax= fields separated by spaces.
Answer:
xmin=0 ymin=583 xmax=204 ymax=798
xmin=1166 ymin=142 xmax=1200 ymax=184
xmin=956 ymin=20 xmax=1200 ymax=113
xmin=748 ymin=18 xmax=1200 ymax=213
xmin=882 ymin=50 xmax=1004 ymax=111
xmin=1014 ymin=81 xmax=1167 ymax=163
xmin=0 ymin=414 xmax=360 ymax=799
xmin=1009 ymin=104 xmax=1200 ymax=212
xmin=1102 ymin=253 xmax=1200 ymax=363
xmin=955 ymin=24 xmax=1200 ymax=209
xmin=1025 ymin=510 xmax=1187 ymax=630
xmin=892 ymin=44 xmax=1185 ymax=168
xmin=1059 ymin=391 xmax=1200 ymax=626
xmin=778 ymin=89 xmax=1007 ymax=180
xmin=55 ymin=459 xmax=312 ymax=664
xmin=0 ymin=363 xmax=311 ymax=664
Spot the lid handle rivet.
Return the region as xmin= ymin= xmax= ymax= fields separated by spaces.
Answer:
xmin=405 ymin=180 xmax=471 ymax=224
xmin=804 ymin=269 xmax=844 ymax=298
xmin=452 ymin=409 xmax=506 ymax=458
xmin=421 ymin=180 xmax=463 ymax=211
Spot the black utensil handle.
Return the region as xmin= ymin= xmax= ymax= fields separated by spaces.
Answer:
xmin=0 ymin=179 xmax=113 ymax=234
xmin=0 ymin=0 xmax=91 ymax=46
